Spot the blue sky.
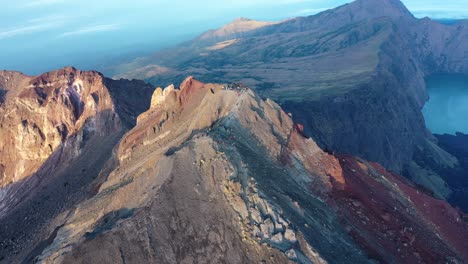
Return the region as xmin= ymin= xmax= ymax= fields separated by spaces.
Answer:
xmin=1 ymin=0 xmax=467 ymax=75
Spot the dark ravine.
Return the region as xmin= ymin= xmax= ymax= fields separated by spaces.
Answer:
xmin=437 ymin=133 xmax=468 ymax=167
xmin=435 ymin=133 xmax=468 ymax=211
xmin=0 ymin=89 xmax=6 ymax=105
xmin=103 ymin=78 xmax=155 ymax=128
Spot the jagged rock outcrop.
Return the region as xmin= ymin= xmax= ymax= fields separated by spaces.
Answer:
xmin=10 ymin=77 xmax=464 ymax=264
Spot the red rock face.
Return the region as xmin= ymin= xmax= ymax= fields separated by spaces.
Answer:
xmin=293 ymin=123 xmax=307 ymax=138
xmin=283 ymin=126 xmax=467 ymax=262
xmin=328 ymin=156 xmax=468 ymax=263
xmin=179 ymin=76 xmax=205 ymax=106
xmin=284 ymin=126 xmax=345 ymax=194
xmin=380 ymin=166 xmax=468 ymax=260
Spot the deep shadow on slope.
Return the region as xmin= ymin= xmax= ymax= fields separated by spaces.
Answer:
xmin=279 ymin=72 xmax=426 ymax=174
xmin=0 ymin=112 xmax=124 ymax=263
xmin=0 ymin=89 xmax=6 ymax=104
xmin=104 ymin=78 xmax=155 ymax=128
xmin=434 ymin=133 xmax=468 ymax=212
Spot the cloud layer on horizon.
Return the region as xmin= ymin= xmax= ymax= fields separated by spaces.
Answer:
xmin=1 ymin=0 xmax=466 ymax=41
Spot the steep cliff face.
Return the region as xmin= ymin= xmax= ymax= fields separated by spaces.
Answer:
xmin=406 ymin=18 xmax=468 ymax=74
xmin=0 ymin=67 xmax=121 ymax=188
xmin=0 ymin=67 xmax=155 ymax=262
xmin=13 ymin=77 xmax=464 ymax=264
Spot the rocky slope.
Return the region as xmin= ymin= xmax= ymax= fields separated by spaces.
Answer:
xmin=109 ymin=0 xmax=468 ymax=211
xmin=0 ymin=68 xmax=121 ymax=188
xmin=1 ymin=75 xmax=464 ymax=263
xmin=0 ymin=67 xmax=154 ymax=261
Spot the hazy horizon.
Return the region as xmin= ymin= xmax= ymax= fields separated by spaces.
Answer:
xmin=1 ymin=0 xmax=467 ymax=75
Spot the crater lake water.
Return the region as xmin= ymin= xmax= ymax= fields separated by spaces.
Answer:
xmin=422 ymin=74 xmax=468 ymax=135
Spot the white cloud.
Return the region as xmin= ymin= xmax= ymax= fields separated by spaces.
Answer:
xmin=21 ymin=0 xmax=65 ymax=8
xmin=60 ymin=24 xmax=120 ymax=37
xmin=0 ymin=14 xmax=69 ymax=40
xmin=0 ymin=23 xmax=56 ymax=40
xmin=198 ymin=0 xmax=329 ymax=9
xmin=410 ymin=7 xmax=468 ymax=19
xmin=402 ymin=1 xmax=468 ymax=19
xmin=293 ymin=8 xmax=328 ymax=16
xmin=27 ymin=14 xmax=69 ymax=23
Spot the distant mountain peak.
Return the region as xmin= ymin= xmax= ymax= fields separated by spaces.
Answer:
xmin=346 ymin=0 xmax=414 ymax=19
xmin=197 ymin=17 xmax=276 ymax=42
xmin=231 ymin=17 xmax=254 ymax=23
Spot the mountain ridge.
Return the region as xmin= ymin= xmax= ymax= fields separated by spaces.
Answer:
xmin=25 ymin=77 xmax=465 ymax=263
xmin=0 ymin=69 xmax=467 ymax=263
xmin=1 ymin=0 xmax=468 ymax=262
xmin=108 ymin=0 xmax=468 ymax=211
